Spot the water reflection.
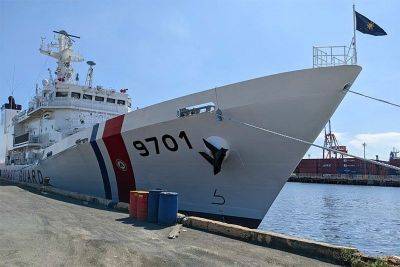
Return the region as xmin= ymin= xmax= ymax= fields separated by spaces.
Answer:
xmin=260 ymin=182 xmax=400 ymax=256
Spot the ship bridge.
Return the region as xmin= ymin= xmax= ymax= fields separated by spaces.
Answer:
xmin=4 ymin=30 xmax=133 ymax=165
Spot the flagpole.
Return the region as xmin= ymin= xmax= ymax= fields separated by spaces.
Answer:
xmin=353 ymin=4 xmax=358 ymax=64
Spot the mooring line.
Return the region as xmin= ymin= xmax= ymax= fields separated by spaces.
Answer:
xmin=223 ymin=116 xmax=400 ymax=172
xmin=347 ymin=90 xmax=400 ymax=109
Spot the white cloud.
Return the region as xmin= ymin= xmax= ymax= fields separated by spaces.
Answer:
xmin=349 ymin=132 xmax=400 ymax=148
xmin=348 ymin=132 xmax=400 ymax=160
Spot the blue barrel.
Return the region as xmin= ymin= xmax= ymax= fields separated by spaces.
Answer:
xmin=147 ymin=189 xmax=164 ymax=223
xmin=158 ymin=192 xmax=178 ymax=226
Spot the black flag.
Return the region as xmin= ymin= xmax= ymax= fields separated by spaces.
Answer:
xmin=355 ymin=11 xmax=387 ymax=36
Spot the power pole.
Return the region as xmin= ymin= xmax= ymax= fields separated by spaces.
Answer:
xmin=362 ymin=142 xmax=367 ymax=178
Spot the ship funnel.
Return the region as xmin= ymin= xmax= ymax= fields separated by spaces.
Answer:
xmin=3 ymin=96 xmax=21 ymax=110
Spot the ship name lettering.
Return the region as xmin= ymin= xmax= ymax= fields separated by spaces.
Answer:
xmin=37 ymin=170 xmax=43 ymax=184
xmin=27 ymin=171 xmax=32 ymax=183
xmin=31 ymin=170 xmax=37 ymax=184
xmin=132 ymin=131 xmax=193 ymax=157
xmin=16 ymin=169 xmax=43 ymax=185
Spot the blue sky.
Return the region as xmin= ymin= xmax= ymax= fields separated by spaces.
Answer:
xmin=0 ymin=0 xmax=399 ymax=160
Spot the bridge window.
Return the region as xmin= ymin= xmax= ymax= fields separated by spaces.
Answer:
xmin=106 ymin=98 xmax=116 ymax=104
xmin=71 ymin=92 xmax=81 ymax=99
xmin=83 ymin=94 xmax=92 ymax=100
xmin=117 ymin=100 xmax=126 ymax=105
xmin=56 ymin=92 xmax=68 ymax=97
xmin=95 ymin=96 xmax=104 ymax=102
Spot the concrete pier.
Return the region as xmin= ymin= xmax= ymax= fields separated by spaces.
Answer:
xmin=0 ymin=181 xmax=333 ymax=266
xmin=289 ymin=174 xmax=400 ymax=187
xmin=0 ymin=179 xmax=398 ymax=266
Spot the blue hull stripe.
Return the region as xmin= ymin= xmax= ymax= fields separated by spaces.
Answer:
xmin=90 ymin=124 xmax=112 ymax=200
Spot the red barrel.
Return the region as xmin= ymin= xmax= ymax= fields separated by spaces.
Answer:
xmin=136 ymin=191 xmax=149 ymax=221
xmin=129 ymin=191 xmax=139 ymax=218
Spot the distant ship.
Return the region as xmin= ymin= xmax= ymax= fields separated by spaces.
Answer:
xmin=0 ymin=30 xmax=361 ymax=228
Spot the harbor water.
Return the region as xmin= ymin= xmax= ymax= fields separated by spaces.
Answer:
xmin=260 ymin=182 xmax=400 ymax=256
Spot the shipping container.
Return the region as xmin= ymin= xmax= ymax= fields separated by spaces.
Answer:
xmin=295 ymin=157 xmax=392 ymax=176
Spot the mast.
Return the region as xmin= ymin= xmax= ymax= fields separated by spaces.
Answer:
xmin=352 ymin=4 xmax=358 ymax=64
xmin=39 ymin=30 xmax=84 ymax=85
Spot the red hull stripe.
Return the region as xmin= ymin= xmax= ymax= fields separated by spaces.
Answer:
xmin=102 ymin=115 xmax=136 ymax=202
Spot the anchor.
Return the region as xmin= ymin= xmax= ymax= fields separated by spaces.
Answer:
xmin=199 ymin=138 xmax=228 ymax=175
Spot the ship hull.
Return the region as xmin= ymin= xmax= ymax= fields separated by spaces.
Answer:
xmin=0 ymin=65 xmax=361 ymax=228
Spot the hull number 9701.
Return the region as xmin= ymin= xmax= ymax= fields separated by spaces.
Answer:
xmin=132 ymin=131 xmax=193 ymax=156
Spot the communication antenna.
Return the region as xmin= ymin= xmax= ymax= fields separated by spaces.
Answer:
xmin=47 ymin=68 xmax=54 ymax=85
xmin=85 ymin=61 xmax=96 ymax=88
xmin=10 ymin=65 xmax=15 ymax=96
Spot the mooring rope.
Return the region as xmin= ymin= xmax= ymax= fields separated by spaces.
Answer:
xmin=347 ymin=89 xmax=400 ymax=109
xmin=220 ymin=115 xmax=400 ymax=172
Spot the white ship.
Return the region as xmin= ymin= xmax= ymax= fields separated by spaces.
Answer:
xmin=0 ymin=31 xmax=361 ymax=227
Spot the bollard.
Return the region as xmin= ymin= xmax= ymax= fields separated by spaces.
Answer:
xmin=43 ymin=177 xmax=51 ymax=186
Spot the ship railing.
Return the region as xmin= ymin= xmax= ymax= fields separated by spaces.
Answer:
xmin=30 ymin=98 xmax=127 ymax=115
xmin=14 ymin=133 xmax=29 ymax=145
xmin=7 ymin=152 xmax=39 ymax=165
xmin=13 ymin=110 xmax=28 ymax=123
xmin=13 ymin=133 xmax=41 ymax=147
xmin=29 ymin=136 xmax=40 ymax=144
xmin=313 ymin=45 xmax=356 ymax=68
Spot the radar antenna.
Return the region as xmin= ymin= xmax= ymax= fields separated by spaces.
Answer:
xmin=53 ymin=30 xmax=80 ymax=39
xmin=85 ymin=61 xmax=96 ymax=88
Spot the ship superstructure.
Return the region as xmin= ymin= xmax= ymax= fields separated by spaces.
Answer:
xmin=2 ymin=31 xmax=131 ymax=165
xmin=1 ymin=30 xmax=361 ymax=228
